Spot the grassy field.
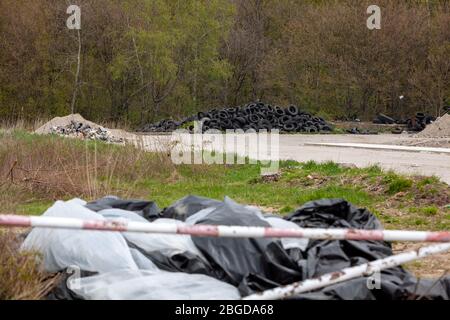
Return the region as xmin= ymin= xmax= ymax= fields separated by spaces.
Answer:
xmin=1 ymin=130 xmax=449 ymax=231
xmin=1 ymin=129 xmax=449 ymax=298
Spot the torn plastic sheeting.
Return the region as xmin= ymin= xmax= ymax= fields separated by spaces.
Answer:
xmin=99 ymin=208 xmax=208 ymax=260
xmin=69 ymin=270 xmax=241 ymax=300
xmin=21 ymin=199 xmax=138 ymax=273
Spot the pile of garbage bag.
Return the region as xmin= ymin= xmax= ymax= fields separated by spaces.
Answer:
xmin=21 ymin=196 xmax=450 ymax=300
xmin=50 ymin=121 xmax=124 ymax=144
xmin=138 ymin=102 xmax=333 ymax=133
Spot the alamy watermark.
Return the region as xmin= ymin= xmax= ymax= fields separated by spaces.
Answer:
xmin=367 ymin=5 xmax=381 ymax=30
xmin=66 ymin=265 xmax=81 ymax=290
xmin=170 ymin=121 xmax=280 ymax=175
xmin=367 ymin=270 xmax=382 ymax=290
xmin=66 ymin=4 xmax=81 ymax=30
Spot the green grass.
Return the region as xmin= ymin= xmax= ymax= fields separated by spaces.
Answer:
xmin=139 ymin=174 xmax=373 ymax=210
xmin=417 ymin=176 xmax=440 ymax=188
xmin=420 ymin=206 xmax=439 ymax=216
xmin=15 ymin=201 xmax=54 ymax=216
xmin=2 ymin=130 xmax=449 ymax=233
xmin=383 ymin=173 xmax=413 ymax=194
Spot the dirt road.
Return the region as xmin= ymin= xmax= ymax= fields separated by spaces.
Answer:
xmin=132 ymin=133 xmax=450 ymax=184
xmin=276 ymin=135 xmax=450 ymax=184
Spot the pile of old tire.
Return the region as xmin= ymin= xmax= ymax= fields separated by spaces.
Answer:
xmin=406 ymin=113 xmax=436 ymax=132
xmin=139 ymin=102 xmax=333 ymax=133
xmin=373 ymin=112 xmax=435 ymax=132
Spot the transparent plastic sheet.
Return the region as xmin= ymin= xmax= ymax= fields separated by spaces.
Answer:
xmin=69 ymin=269 xmax=241 ymax=300
xmin=21 ymin=199 xmax=138 ymax=273
xmin=263 ymin=217 xmax=308 ymax=251
xmin=99 ymin=208 xmax=207 ymax=260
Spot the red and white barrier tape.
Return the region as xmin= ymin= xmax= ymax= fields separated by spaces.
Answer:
xmin=0 ymin=214 xmax=449 ymax=242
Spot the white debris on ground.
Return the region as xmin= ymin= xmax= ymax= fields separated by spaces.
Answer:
xmin=50 ymin=121 xmax=124 ymax=144
xmin=35 ymin=114 xmax=132 ymax=144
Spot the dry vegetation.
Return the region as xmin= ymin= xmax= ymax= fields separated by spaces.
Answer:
xmin=0 ymin=230 xmax=58 ymax=300
xmin=0 ymin=130 xmax=175 ymax=206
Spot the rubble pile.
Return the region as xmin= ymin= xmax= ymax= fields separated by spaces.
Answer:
xmin=50 ymin=121 xmax=124 ymax=144
xmin=139 ymin=102 xmax=333 ymax=133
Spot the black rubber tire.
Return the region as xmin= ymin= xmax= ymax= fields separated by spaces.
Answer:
xmin=226 ymin=107 xmax=236 ymax=114
xmin=249 ymin=114 xmax=261 ymax=123
xmin=234 ymin=116 xmax=247 ymax=125
xmin=283 ymin=123 xmax=296 ymax=132
xmin=415 ymin=112 xmax=425 ymax=119
xmin=286 ymin=105 xmax=299 ymax=116
xmin=220 ymin=119 xmax=233 ymax=129
xmin=274 ymin=107 xmax=285 ymax=116
xmin=258 ymin=120 xmax=272 ymax=130
xmin=218 ymin=111 xmax=229 ymax=119
xmin=279 ymin=115 xmax=292 ymax=124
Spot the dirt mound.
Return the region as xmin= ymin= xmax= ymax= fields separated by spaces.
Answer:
xmin=35 ymin=114 xmax=98 ymax=134
xmin=416 ymin=114 xmax=450 ymax=138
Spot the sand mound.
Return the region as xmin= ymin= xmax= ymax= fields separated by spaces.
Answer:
xmin=35 ymin=114 xmax=99 ymax=134
xmin=417 ymin=114 xmax=450 ymax=138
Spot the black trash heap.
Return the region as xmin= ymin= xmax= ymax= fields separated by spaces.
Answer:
xmin=139 ymin=102 xmax=333 ymax=133
xmin=22 ymin=195 xmax=450 ymax=300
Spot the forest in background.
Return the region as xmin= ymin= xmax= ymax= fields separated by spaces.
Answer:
xmin=0 ymin=0 xmax=449 ymax=126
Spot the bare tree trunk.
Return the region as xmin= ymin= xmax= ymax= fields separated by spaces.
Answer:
xmin=70 ymin=29 xmax=81 ymax=115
